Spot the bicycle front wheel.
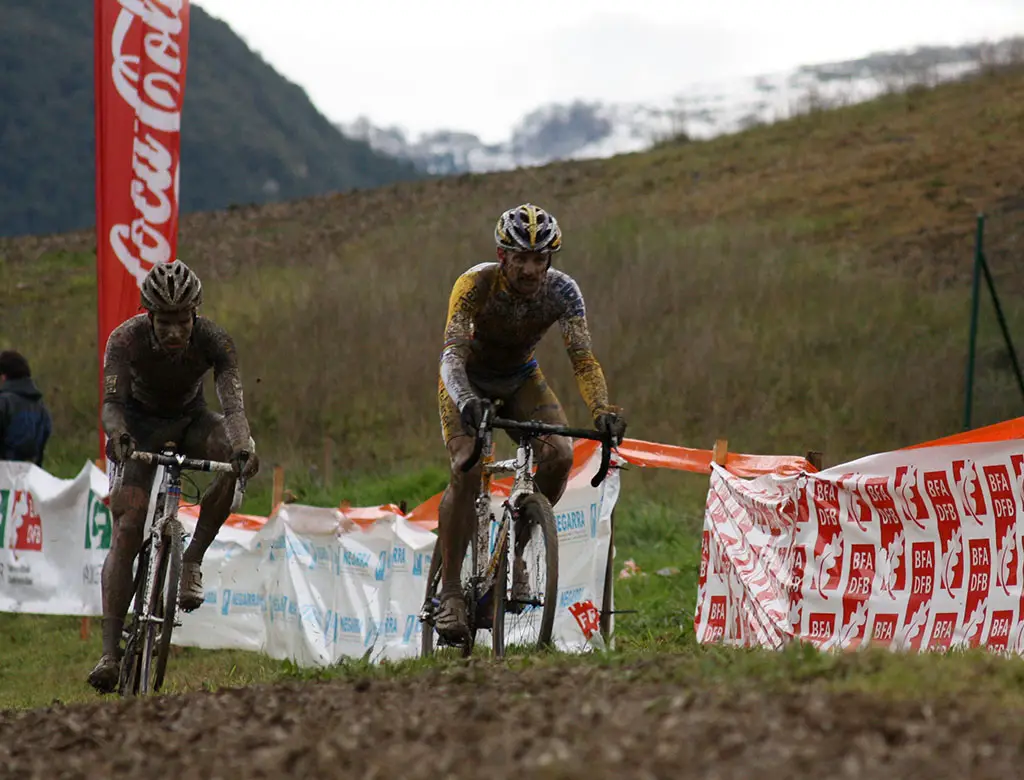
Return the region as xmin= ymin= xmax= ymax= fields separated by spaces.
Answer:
xmin=118 ymin=539 xmax=151 ymax=698
xmin=492 ymin=492 xmax=559 ymax=657
xmin=140 ymin=520 xmax=182 ymax=693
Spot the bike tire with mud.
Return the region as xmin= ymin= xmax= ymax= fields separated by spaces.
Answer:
xmin=491 ymin=492 xmax=559 ymax=658
xmin=420 ymin=536 xmax=475 ymax=658
xmin=118 ymin=540 xmax=151 ymax=698
xmin=141 ymin=522 xmax=182 ymax=694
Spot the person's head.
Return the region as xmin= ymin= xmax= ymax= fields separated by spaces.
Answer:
xmin=0 ymin=350 xmax=30 ymax=382
xmin=140 ymin=259 xmax=203 ymax=353
xmin=494 ymin=203 xmax=562 ymax=296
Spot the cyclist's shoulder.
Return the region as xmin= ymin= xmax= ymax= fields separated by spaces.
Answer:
xmin=454 ymin=261 xmax=498 ymax=285
xmin=448 ymin=262 xmax=498 ymax=305
xmin=106 ymin=313 xmax=149 ymax=352
xmin=545 ymin=269 xmax=586 ymax=316
xmin=192 ymin=316 xmax=236 ymax=354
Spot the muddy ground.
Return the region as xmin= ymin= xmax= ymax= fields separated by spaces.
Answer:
xmin=1 ymin=660 xmax=1020 ymax=779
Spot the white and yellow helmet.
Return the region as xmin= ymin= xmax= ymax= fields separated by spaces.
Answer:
xmin=494 ymin=203 xmax=562 ymax=254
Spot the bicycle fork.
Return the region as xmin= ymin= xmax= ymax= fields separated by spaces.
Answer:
xmin=140 ymin=477 xmax=183 ymax=632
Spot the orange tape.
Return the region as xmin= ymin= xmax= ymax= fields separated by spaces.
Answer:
xmin=902 ymin=416 xmax=1024 ymax=451
xmin=172 ymin=416 xmax=1024 ymax=533
xmin=184 ymin=436 xmax=818 ymax=532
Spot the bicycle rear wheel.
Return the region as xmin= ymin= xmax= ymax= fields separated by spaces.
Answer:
xmin=492 ymin=492 xmax=559 ymax=658
xmin=140 ymin=520 xmax=182 ymax=694
xmin=420 ymin=536 xmax=476 ymax=658
xmin=420 ymin=536 xmax=442 ymax=657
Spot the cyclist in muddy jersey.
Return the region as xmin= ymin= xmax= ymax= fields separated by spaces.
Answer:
xmin=88 ymin=260 xmax=259 ymax=694
xmin=434 ymin=203 xmax=627 ymax=641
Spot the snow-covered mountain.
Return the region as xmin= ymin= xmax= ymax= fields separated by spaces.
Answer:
xmin=338 ymin=38 xmax=1022 ymax=175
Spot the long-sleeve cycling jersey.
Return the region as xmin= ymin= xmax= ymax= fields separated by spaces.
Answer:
xmin=101 ymin=314 xmax=252 ymax=452
xmin=439 ymin=262 xmax=611 ymax=421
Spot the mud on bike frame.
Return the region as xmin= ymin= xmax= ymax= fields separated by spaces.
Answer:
xmin=108 ymin=432 xmax=248 ymax=696
xmin=417 ymin=403 xmax=617 ymax=658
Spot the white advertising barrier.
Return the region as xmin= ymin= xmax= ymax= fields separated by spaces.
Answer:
xmin=0 ymin=446 xmax=619 ymax=667
xmin=0 ymin=460 xmax=112 ymax=615
xmin=174 ymin=447 xmax=621 ymax=665
xmin=695 ymin=436 xmax=1024 ymax=654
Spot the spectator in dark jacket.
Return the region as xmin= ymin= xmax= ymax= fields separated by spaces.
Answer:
xmin=0 ymin=351 xmax=53 ymax=467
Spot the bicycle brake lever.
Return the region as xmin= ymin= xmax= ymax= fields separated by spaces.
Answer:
xmin=235 ymin=450 xmax=250 ymax=488
xmin=591 ymin=427 xmax=614 ymax=488
xmin=461 ymin=404 xmax=492 ymax=473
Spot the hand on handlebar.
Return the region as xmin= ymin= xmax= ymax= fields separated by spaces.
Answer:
xmin=459 ymin=397 xmax=493 ymax=437
xmin=106 ymin=430 xmax=136 ymax=464
xmin=595 ymin=409 xmax=627 ymax=447
xmin=231 ymin=448 xmax=259 ymax=482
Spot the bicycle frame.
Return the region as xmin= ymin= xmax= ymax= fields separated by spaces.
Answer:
xmin=464 ymin=405 xmax=616 ymax=621
xmin=111 ymin=433 xmax=245 ymax=695
xmin=134 ymin=454 xmax=191 ymax=640
xmin=470 ymin=423 xmax=536 ymax=598
xmin=420 ymin=405 xmax=616 ymax=654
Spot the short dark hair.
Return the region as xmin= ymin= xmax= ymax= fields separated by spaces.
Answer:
xmin=0 ymin=351 xmax=31 ymax=379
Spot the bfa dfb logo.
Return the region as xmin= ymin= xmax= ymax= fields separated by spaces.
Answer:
xmin=951 ymin=458 xmax=987 ymax=522
xmin=84 ymin=490 xmax=112 ymax=550
xmin=893 ymin=465 xmax=929 ymax=529
xmin=983 ymin=463 xmax=1018 ymax=594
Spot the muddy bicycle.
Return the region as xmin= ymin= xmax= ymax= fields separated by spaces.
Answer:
xmin=110 ymin=433 xmax=249 ymax=697
xmin=419 ymin=403 xmax=615 ymax=659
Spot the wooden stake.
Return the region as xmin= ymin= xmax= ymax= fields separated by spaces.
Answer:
xmin=712 ymin=439 xmax=729 ymax=467
xmin=272 ymin=465 xmax=285 ymax=511
xmin=806 ymin=450 xmax=824 ymax=471
xmin=80 ymin=617 xmax=90 ymax=640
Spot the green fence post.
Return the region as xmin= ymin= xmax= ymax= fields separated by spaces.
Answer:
xmin=963 ymin=214 xmax=984 ymax=431
xmin=979 ymin=241 xmax=1024 ymax=404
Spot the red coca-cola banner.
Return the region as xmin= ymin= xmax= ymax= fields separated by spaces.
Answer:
xmin=94 ymin=0 xmax=191 ymax=455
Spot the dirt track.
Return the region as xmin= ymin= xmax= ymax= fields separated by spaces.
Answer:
xmin=1 ymin=661 xmax=1021 ymax=779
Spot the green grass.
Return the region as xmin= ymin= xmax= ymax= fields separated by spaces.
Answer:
xmin=6 ymin=468 xmax=1024 ymax=712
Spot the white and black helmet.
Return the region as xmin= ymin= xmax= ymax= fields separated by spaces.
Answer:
xmin=494 ymin=203 xmax=563 ymax=254
xmin=140 ymin=259 xmax=203 ymax=312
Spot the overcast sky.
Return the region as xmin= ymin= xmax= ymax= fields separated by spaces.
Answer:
xmin=195 ymin=0 xmax=1024 ymax=143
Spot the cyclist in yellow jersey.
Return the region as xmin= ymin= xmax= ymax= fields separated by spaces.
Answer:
xmin=435 ymin=203 xmax=627 ymax=641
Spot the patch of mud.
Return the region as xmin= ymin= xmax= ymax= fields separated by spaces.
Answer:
xmin=1 ymin=661 xmax=1021 ymax=778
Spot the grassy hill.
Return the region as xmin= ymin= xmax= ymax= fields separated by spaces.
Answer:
xmin=2 ymin=65 xmax=1023 ymax=500
xmin=1 ymin=64 xmax=1024 ymax=713
xmin=0 ymin=0 xmax=421 ymax=237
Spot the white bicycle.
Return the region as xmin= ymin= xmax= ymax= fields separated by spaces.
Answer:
xmin=419 ymin=404 xmax=615 ymax=658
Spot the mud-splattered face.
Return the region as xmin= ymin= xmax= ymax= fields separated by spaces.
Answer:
xmin=498 ymin=248 xmax=551 ymax=297
xmin=150 ymin=309 xmax=194 ymax=353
